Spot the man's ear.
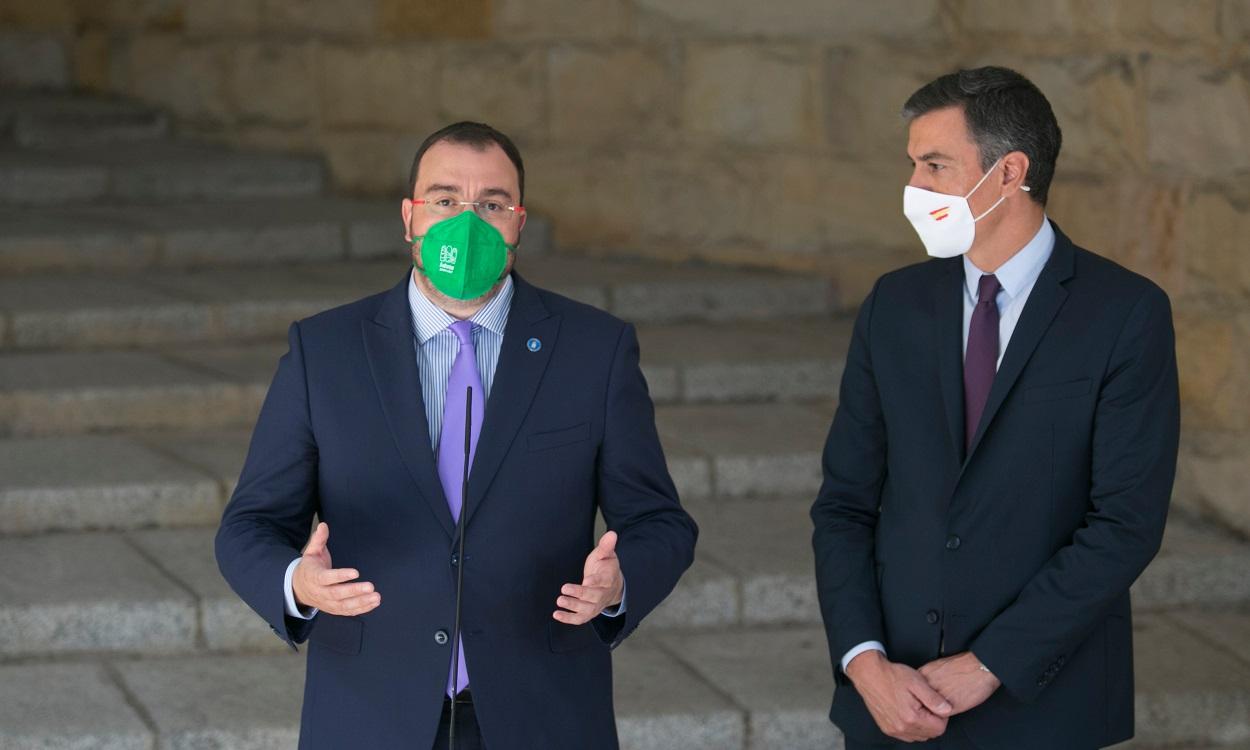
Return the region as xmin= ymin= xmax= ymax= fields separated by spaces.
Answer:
xmin=1002 ymin=151 xmax=1031 ymax=193
xmin=401 ymin=198 xmax=414 ymax=242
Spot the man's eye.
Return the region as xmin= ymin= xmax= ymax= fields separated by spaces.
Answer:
xmin=482 ymin=201 xmax=505 ymax=213
xmin=434 ymin=198 xmax=455 ymax=207
xmin=928 ymin=163 xmax=944 ymax=172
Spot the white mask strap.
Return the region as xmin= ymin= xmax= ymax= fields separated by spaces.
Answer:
xmin=963 ymin=157 xmax=1003 ymax=199
xmin=972 ymin=194 xmax=1008 ymax=222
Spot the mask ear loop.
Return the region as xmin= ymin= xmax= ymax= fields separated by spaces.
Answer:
xmin=968 ymin=158 xmax=1028 ymax=222
xmin=963 ymin=157 xmax=1004 ymax=199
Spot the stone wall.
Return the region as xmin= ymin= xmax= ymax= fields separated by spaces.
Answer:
xmin=2 ymin=0 xmax=1248 ymax=533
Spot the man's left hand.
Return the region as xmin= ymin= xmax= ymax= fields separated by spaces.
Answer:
xmin=554 ymin=531 xmax=624 ymax=625
xmin=918 ymin=652 xmax=1001 ymax=715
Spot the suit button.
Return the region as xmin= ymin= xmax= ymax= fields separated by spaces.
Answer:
xmin=434 ymin=630 xmax=449 ymax=645
xmin=945 ymin=535 xmax=962 ymax=550
xmin=450 ymin=552 xmax=459 ymax=567
xmin=926 ymin=610 xmax=940 ymax=625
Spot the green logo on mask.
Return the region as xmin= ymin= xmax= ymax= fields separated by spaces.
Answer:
xmin=414 ymin=211 xmax=514 ymax=301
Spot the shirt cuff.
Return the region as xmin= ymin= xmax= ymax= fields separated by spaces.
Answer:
xmin=841 ymin=641 xmax=886 ymax=672
xmin=601 ymin=579 xmax=627 ymax=618
xmin=283 ymin=557 xmax=319 ymax=620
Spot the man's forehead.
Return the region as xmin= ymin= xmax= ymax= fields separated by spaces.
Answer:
xmin=907 ymin=107 xmax=977 ymax=160
xmin=419 ymin=141 xmax=514 ymax=177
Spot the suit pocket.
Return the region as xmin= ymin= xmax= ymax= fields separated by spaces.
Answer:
xmin=309 ymin=614 xmax=363 ymax=655
xmin=528 ymin=422 xmax=590 ymax=452
xmin=1022 ymin=378 xmax=1091 ymax=403
xmin=548 ymin=620 xmax=600 ymax=653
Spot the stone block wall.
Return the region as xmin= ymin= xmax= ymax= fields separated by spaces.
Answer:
xmin=2 ymin=0 xmax=1248 ymax=533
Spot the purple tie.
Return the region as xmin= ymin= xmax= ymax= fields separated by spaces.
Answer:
xmin=964 ymin=274 xmax=1001 ymax=451
xmin=438 ymin=320 xmax=484 ymax=697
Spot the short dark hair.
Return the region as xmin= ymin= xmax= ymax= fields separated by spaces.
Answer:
xmin=407 ymin=121 xmax=525 ymax=204
xmin=902 ymin=66 xmax=1062 ymax=205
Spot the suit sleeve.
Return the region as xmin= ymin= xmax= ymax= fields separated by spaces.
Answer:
xmin=970 ymin=285 xmax=1179 ymax=702
xmin=811 ymin=280 xmax=889 ymax=676
xmin=215 ymin=321 xmax=321 ymax=648
xmin=592 ymin=323 xmax=698 ymax=647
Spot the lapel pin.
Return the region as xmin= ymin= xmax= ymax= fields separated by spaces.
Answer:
xmin=527 ymin=338 xmax=542 ymax=352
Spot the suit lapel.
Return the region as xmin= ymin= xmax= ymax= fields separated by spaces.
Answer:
xmin=933 ymin=260 xmax=967 ymax=468
xmin=963 ymin=229 xmax=1076 ymax=464
xmin=464 ymin=273 xmax=560 ymax=527
xmin=362 ymin=273 xmax=455 ymax=539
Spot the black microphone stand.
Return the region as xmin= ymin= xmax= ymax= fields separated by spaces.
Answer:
xmin=448 ymin=386 xmax=471 ymax=750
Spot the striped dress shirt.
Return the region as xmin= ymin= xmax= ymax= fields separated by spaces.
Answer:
xmin=407 ymin=271 xmax=513 ymax=451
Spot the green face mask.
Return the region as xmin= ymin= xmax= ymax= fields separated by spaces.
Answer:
xmin=413 ymin=211 xmax=515 ymax=301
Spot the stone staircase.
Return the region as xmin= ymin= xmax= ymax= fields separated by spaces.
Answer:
xmin=1 ymin=92 xmax=1248 ymax=750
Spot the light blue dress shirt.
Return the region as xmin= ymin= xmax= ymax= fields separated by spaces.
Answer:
xmin=840 ymin=218 xmax=1055 ymax=672
xmin=284 ymin=272 xmax=624 ymax=620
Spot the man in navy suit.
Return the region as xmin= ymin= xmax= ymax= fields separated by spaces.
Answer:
xmin=216 ymin=121 xmax=697 ymax=749
xmin=812 ymin=67 xmax=1179 ymax=749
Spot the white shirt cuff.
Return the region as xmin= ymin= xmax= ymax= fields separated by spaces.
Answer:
xmin=283 ymin=557 xmax=318 ymax=620
xmin=841 ymin=641 xmax=886 ymax=672
xmin=601 ymin=579 xmax=627 ymax=618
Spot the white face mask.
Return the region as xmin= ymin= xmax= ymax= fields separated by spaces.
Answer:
xmin=903 ymin=158 xmax=1024 ymax=258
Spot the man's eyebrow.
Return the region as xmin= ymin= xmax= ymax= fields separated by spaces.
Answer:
xmin=479 ymin=187 xmax=516 ymax=201
xmin=917 ymin=151 xmax=955 ymax=162
xmin=424 ymin=183 xmax=462 ymax=194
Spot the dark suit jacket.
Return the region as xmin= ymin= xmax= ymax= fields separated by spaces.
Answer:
xmin=216 ymin=272 xmax=697 ymax=749
xmin=811 ymin=225 xmax=1179 ymax=749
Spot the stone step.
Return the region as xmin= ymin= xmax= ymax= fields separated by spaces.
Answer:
xmin=0 ymin=141 xmax=325 ymax=206
xmin=656 ymin=498 xmax=1250 ymax=631
xmin=1 ymin=615 xmax=1247 ymax=749
xmin=0 ymin=197 xmax=403 ymax=274
xmin=0 ymin=349 xmax=270 ymax=437
xmin=0 ymin=256 xmax=837 ymax=350
xmin=0 ymin=92 xmax=169 ymax=148
xmin=0 ymin=197 xmax=553 ymax=276
xmin=2 ymin=499 xmax=1245 ymax=660
xmin=0 ymin=400 xmax=835 ymax=532
xmin=0 ymin=334 xmax=846 ymax=437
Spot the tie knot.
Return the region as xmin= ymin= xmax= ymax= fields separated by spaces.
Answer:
xmin=977 ymin=274 xmax=1001 ymax=304
xmin=449 ymin=319 xmax=474 ymax=344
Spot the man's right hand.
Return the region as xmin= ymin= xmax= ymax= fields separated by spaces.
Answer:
xmin=845 ymin=650 xmax=952 ymax=742
xmin=291 ymin=522 xmax=381 ymax=616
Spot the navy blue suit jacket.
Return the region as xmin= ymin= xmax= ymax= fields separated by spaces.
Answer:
xmin=216 ymin=272 xmax=697 ymax=749
xmin=812 ymin=226 xmax=1179 ymax=749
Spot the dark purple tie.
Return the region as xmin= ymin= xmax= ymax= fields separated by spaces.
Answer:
xmin=964 ymin=274 xmax=1001 ymax=451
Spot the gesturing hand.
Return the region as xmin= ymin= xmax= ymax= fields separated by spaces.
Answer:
xmin=845 ymin=650 xmax=952 ymax=742
xmin=553 ymin=531 xmax=624 ymax=625
xmin=292 ymin=522 xmax=381 ymax=617
xmin=919 ymin=652 xmax=1001 ymax=716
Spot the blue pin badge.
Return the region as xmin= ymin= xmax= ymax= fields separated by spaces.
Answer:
xmin=526 ymin=337 xmax=542 ymax=353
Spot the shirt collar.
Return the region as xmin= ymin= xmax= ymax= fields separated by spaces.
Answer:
xmin=408 ymin=271 xmax=514 ymax=345
xmin=963 ymin=217 xmax=1055 ymax=301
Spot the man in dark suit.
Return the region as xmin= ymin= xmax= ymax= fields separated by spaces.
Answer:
xmin=216 ymin=121 xmax=697 ymax=749
xmin=811 ymin=67 xmax=1179 ymax=749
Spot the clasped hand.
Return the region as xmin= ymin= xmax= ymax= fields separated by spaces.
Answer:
xmin=846 ymin=650 xmax=1000 ymax=742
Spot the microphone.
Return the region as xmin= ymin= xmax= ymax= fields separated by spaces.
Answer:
xmin=449 ymin=385 xmax=471 ymax=750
